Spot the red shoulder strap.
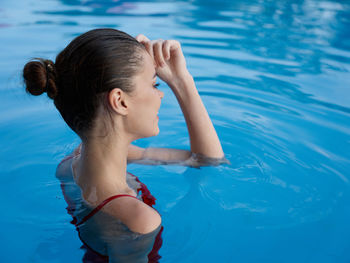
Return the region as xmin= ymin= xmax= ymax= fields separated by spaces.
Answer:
xmin=128 ymin=172 xmax=157 ymax=207
xmin=76 ymin=194 xmax=138 ymax=227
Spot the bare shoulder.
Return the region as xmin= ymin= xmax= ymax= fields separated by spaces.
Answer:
xmin=102 ymin=196 xmax=161 ymax=234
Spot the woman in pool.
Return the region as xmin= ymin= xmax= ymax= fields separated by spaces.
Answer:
xmin=23 ymin=28 xmax=225 ymax=262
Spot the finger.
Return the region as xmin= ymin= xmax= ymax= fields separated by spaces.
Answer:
xmin=135 ymin=34 xmax=154 ymax=59
xmin=135 ymin=34 xmax=150 ymax=43
xmin=162 ymin=40 xmax=171 ymax=60
xmin=153 ymin=40 xmax=165 ymax=67
xmin=163 ymin=40 xmax=181 ymax=59
xmin=168 ymin=40 xmax=181 ymax=54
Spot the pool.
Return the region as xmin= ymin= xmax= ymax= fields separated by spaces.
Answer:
xmin=1 ymin=0 xmax=350 ymax=262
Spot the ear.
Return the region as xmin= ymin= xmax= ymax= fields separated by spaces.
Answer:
xmin=108 ymin=88 xmax=129 ymax=116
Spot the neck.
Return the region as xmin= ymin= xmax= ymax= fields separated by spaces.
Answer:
xmin=74 ymin=131 xmax=134 ymax=203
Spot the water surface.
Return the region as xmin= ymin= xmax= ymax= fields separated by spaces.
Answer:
xmin=0 ymin=0 xmax=349 ymax=262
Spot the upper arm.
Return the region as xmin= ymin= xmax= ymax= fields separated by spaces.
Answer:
xmin=103 ymin=196 xmax=161 ymax=235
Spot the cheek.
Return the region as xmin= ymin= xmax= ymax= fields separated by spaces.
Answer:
xmin=126 ymin=99 xmax=158 ymax=138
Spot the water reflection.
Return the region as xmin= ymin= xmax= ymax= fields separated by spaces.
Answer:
xmin=38 ymin=0 xmax=174 ymax=17
xmin=177 ymin=0 xmax=350 ymax=112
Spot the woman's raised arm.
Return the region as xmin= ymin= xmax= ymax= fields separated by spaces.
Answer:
xmin=166 ymin=71 xmax=224 ymax=158
xmin=129 ymin=35 xmax=225 ymax=166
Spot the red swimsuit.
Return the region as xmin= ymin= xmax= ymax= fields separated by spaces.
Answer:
xmin=57 ymin=155 xmax=164 ymax=263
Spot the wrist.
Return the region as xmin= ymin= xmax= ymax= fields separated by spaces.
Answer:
xmin=168 ymin=72 xmax=195 ymax=92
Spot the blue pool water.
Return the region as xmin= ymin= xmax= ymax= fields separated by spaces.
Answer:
xmin=1 ymin=0 xmax=350 ymax=262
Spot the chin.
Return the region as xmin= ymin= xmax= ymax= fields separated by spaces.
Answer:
xmin=140 ymin=127 xmax=159 ymax=139
xmin=154 ymin=128 xmax=160 ymax=136
xmin=150 ymin=127 xmax=160 ymax=137
xmin=152 ymin=126 xmax=160 ymax=137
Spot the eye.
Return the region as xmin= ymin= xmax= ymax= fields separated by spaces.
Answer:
xmin=153 ymin=83 xmax=160 ymax=89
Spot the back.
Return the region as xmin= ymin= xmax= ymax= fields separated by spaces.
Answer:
xmin=56 ymin=154 xmax=163 ymax=263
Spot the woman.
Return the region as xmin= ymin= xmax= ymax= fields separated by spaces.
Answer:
xmin=23 ymin=28 xmax=225 ymax=262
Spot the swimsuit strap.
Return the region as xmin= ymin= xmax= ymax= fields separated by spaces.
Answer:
xmin=128 ymin=172 xmax=157 ymax=207
xmin=76 ymin=194 xmax=138 ymax=227
xmin=58 ymin=154 xmax=74 ymax=166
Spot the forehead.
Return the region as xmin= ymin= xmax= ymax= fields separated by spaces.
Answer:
xmin=131 ymin=52 xmax=156 ymax=93
xmin=140 ymin=51 xmax=156 ymax=76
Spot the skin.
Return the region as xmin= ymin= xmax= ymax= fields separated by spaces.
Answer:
xmin=71 ymin=36 xmax=224 ymax=234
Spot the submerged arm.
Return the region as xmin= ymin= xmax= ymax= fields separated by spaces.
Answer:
xmin=127 ymin=144 xmax=228 ymax=167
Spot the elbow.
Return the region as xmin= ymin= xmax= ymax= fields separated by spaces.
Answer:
xmin=189 ymin=151 xmax=229 ymax=167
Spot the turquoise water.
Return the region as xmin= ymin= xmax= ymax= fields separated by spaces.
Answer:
xmin=1 ymin=0 xmax=350 ymax=262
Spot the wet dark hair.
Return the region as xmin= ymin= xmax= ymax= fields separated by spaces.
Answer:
xmin=23 ymin=28 xmax=145 ymax=139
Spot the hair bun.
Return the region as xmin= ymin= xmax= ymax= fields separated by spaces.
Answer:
xmin=23 ymin=58 xmax=58 ymax=99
